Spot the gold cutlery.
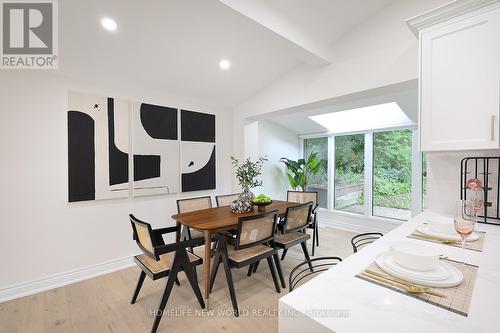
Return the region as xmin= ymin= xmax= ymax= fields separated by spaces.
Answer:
xmin=364 ymin=269 xmax=446 ymax=298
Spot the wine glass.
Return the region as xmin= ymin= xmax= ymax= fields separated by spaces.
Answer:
xmin=454 ymin=200 xmax=476 ymax=266
xmin=466 ymin=178 xmax=484 ymax=223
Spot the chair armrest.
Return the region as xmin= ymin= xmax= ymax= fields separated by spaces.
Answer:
xmin=152 ymin=226 xmax=179 ymax=236
xmin=154 ymin=237 xmax=205 ymax=257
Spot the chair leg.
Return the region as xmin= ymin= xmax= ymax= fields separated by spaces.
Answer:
xmin=253 ymin=261 xmax=260 ymax=273
xmin=130 ymin=271 xmax=146 ymax=304
xmin=220 ymin=244 xmax=238 ymax=317
xmin=300 ymin=242 xmax=314 ymax=272
xmin=247 ymin=263 xmax=254 ymax=277
xmin=150 ymin=265 xmax=178 ymax=333
xmin=209 ymin=249 xmax=222 ymax=293
xmin=311 ymin=225 xmax=316 ymax=257
xmin=315 ymin=217 xmax=319 ymax=246
xmin=273 ymin=253 xmax=286 ymax=289
xmin=175 ymin=276 xmax=181 ymax=286
xmin=281 ymin=249 xmax=288 ymax=261
xmin=182 ymin=258 xmax=205 ymax=309
xmin=266 ymin=257 xmax=281 ymax=293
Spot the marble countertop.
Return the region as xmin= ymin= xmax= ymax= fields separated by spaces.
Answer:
xmin=279 ymin=213 xmax=500 ymax=333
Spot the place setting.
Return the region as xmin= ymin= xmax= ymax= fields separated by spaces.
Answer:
xmin=408 ymin=212 xmax=486 ymax=252
xmin=409 ymin=181 xmax=487 ymax=252
xmin=356 ymin=238 xmax=478 ymax=316
xmin=357 ymin=199 xmax=482 ymax=316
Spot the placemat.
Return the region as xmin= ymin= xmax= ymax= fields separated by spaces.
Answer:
xmin=407 ymin=230 xmax=486 ymax=252
xmin=356 ymin=259 xmax=478 ymax=317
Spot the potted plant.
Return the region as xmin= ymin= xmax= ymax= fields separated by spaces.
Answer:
xmin=280 ymin=150 xmax=322 ymax=191
xmin=230 ymin=155 xmax=267 ymax=213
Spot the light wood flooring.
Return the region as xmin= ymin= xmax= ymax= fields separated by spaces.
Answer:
xmin=0 ymin=227 xmax=356 ymax=333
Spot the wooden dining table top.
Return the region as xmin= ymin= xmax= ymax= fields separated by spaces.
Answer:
xmin=171 ymin=200 xmax=299 ymax=232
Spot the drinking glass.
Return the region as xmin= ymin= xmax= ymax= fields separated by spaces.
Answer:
xmin=454 ymin=200 xmax=476 ymax=266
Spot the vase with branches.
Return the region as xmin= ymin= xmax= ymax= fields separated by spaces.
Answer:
xmin=280 ymin=150 xmax=321 ymax=191
xmin=230 ymin=155 xmax=267 ymax=213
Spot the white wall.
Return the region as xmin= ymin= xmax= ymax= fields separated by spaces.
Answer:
xmin=257 ymin=121 xmax=300 ymax=200
xmin=232 ymin=0 xmax=448 ymax=162
xmin=239 ymin=120 xmax=300 ymax=199
xmin=426 ymin=150 xmax=500 ymax=214
xmin=0 ymin=71 xmax=233 ymax=297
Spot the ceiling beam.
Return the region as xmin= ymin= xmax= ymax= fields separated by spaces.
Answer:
xmin=219 ymin=0 xmax=332 ymax=66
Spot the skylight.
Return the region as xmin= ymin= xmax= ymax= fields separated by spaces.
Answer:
xmin=309 ymin=102 xmax=413 ymax=134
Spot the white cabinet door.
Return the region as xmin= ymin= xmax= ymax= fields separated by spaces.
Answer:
xmin=420 ymin=7 xmax=500 ymax=151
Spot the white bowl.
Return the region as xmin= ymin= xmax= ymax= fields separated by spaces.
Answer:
xmin=428 ymin=216 xmax=456 ymax=235
xmin=389 ymin=241 xmax=440 ymax=272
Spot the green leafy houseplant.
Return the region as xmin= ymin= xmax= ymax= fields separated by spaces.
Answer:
xmin=280 ymin=151 xmax=321 ymax=191
xmin=230 ymin=155 xmax=268 ymax=189
xmin=229 ymin=155 xmax=268 ymax=213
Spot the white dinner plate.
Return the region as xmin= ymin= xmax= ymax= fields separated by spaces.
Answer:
xmin=384 ymin=253 xmax=450 ymax=281
xmin=416 ymin=224 xmax=480 ymax=242
xmin=375 ymin=252 xmax=463 ymax=288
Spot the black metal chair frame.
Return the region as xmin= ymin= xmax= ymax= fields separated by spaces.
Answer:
xmin=286 ymin=190 xmax=320 ymax=256
xmin=288 ymin=256 xmax=342 ymax=292
xmin=209 ymin=210 xmax=284 ymax=317
xmin=351 ymin=232 xmax=384 ymax=253
xmin=130 ymin=214 xmax=205 ymax=333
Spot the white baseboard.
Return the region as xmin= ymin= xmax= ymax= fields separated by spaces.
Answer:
xmin=0 ymin=256 xmax=135 ymax=303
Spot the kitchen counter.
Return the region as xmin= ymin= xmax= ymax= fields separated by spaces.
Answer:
xmin=278 ymin=213 xmax=500 ymax=333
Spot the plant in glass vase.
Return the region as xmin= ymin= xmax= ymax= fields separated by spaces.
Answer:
xmin=229 ymin=155 xmax=267 ymax=213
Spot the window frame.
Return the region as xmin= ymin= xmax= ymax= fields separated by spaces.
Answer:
xmin=301 ymin=124 xmax=421 ymax=222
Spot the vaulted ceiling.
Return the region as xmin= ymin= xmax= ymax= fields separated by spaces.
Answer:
xmin=58 ymin=0 xmax=395 ymax=107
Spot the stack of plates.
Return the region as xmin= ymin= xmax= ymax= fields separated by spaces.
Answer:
xmin=416 ymin=224 xmax=480 ymax=242
xmin=375 ymin=252 xmax=463 ymax=287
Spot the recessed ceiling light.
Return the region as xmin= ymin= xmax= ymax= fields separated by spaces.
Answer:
xmin=101 ymin=18 xmax=117 ymax=31
xmin=219 ymin=59 xmax=231 ymax=70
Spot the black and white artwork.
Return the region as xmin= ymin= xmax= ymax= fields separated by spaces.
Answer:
xmin=132 ymin=102 xmax=179 ymax=196
xmin=181 ymin=110 xmax=216 ymax=192
xmin=68 ymin=92 xmax=130 ymax=202
xmin=68 ymin=92 xmax=217 ymax=202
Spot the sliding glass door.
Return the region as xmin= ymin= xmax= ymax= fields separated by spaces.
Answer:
xmin=303 ymin=127 xmax=421 ymax=221
xmin=304 ymin=138 xmax=328 ymax=208
xmin=334 ymin=134 xmax=365 ymax=214
xmin=372 ymin=129 xmax=412 ymax=220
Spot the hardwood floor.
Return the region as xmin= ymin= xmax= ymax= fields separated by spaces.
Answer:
xmin=0 ymin=227 xmax=356 ymax=333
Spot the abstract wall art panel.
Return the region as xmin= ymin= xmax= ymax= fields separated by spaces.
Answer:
xmin=132 ymin=102 xmax=179 ymax=196
xmin=68 ymin=93 xmax=217 ymax=201
xmin=180 ymin=110 xmax=216 ymax=192
xmin=67 ymin=92 xmax=130 ymax=202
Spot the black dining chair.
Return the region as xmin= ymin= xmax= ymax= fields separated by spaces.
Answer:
xmin=351 ymin=232 xmax=384 ymax=253
xmin=129 ymin=214 xmax=205 ymax=333
xmin=215 ymin=193 xmax=241 ymax=207
xmin=209 ymin=210 xmax=283 ymax=316
xmin=289 ymin=257 xmax=342 ymax=292
xmin=286 ymin=190 xmax=320 ymax=256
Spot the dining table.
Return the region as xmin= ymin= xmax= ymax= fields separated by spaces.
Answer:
xmin=171 ymin=199 xmax=300 ymax=309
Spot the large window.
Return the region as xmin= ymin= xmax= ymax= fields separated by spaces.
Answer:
xmin=304 ymin=138 xmax=328 ymax=208
xmin=303 ymin=128 xmax=421 ymax=221
xmin=334 ymin=134 xmax=365 ymax=214
xmin=372 ymin=130 xmax=412 ymax=220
